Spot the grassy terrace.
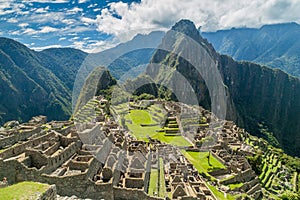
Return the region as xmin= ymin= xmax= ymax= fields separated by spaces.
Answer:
xmin=259 ymin=150 xmax=281 ymax=190
xmin=181 ymin=150 xmax=226 ymax=177
xmin=159 ymin=158 xmax=166 ymax=197
xmin=227 ymin=182 xmax=244 ymax=190
xmin=74 ymin=99 xmax=100 ymax=122
xmin=181 ymin=150 xmax=236 ymax=200
xmin=120 ymin=105 xmax=191 ymax=147
xmin=148 ymin=168 xmax=158 ymax=196
xmin=207 ymin=185 xmax=235 ymax=200
xmin=148 ymin=158 xmax=167 ymax=198
xmin=0 ymin=182 xmax=50 ymax=199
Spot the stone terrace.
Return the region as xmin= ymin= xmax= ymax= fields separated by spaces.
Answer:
xmin=0 ymin=97 xmax=263 ymax=199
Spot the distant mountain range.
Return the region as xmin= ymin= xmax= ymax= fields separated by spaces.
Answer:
xmin=202 ymin=22 xmax=300 ymax=78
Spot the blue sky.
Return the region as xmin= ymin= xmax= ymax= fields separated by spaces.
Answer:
xmin=1 ymin=0 xmax=299 ymax=53
xmin=0 ymin=0 xmax=141 ymax=52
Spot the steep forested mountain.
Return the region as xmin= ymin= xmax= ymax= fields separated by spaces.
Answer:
xmin=37 ymin=48 xmax=88 ymax=91
xmin=202 ymin=23 xmax=300 ymax=78
xmin=0 ymin=37 xmax=81 ymax=124
xmin=0 ymin=32 xmax=164 ymax=124
xmin=143 ymin=20 xmax=300 ymax=156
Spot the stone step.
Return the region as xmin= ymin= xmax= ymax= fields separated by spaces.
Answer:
xmin=247 ymin=183 xmax=261 ymax=195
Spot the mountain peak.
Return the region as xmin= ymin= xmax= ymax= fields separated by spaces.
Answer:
xmin=171 ymin=19 xmax=199 ymax=40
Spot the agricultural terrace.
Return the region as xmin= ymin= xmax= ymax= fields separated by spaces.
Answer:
xmin=181 ymin=150 xmax=226 ymax=178
xmin=112 ymin=103 xmax=191 ymax=147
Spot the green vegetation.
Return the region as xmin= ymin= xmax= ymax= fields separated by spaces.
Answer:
xmin=74 ymin=98 xmax=100 ymax=123
xmin=75 ymin=67 xmax=117 ymax=112
xmin=123 ymin=109 xmax=160 ymax=141
xmin=159 ymin=158 xmax=166 ymax=197
xmin=245 ymin=133 xmax=300 ymax=196
xmin=258 ymin=123 xmax=280 ymax=148
xmin=181 ymin=117 xmax=209 ymax=130
xmin=280 ymin=191 xmax=300 ymax=200
xmin=247 ymin=150 xmax=263 ymax=174
xmin=227 ymin=182 xmax=244 ymax=190
xmin=181 ymin=150 xmax=226 ymax=178
xmin=122 ymin=107 xmax=191 ymax=146
xmin=0 ymin=181 xmax=50 ymax=199
xmin=207 ymin=184 xmax=235 ymax=200
xmin=152 ymin=132 xmax=191 ymax=146
xmin=148 ymin=158 xmax=167 ymax=198
xmin=0 ymin=38 xmax=75 ymax=125
xmin=148 ymin=168 xmax=158 ymax=196
xmin=132 ymin=93 xmax=155 ymax=101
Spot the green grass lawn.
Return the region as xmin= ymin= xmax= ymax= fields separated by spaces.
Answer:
xmin=159 ymin=158 xmax=166 ymax=197
xmin=207 ymin=184 xmax=235 ymax=200
xmin=124 ymin=109 xmax=160 ymax=140
xmin=123 ymin=109 xmax=191 ymax=146
xmin=0 ymin=181 xmax=50 ymax=199
xmin=128 ymin=110 xmax=153 ymax=124
xmin=227 ymin=182 xmax=244 ymax=190
xmin=148 ymin=168 xmax=158 ymax=196
xmin=181 ymin=150 xmax=226 ymax=177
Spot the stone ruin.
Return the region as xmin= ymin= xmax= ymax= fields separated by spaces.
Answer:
xmin=0 ymin=96 xmax=263 ymax=199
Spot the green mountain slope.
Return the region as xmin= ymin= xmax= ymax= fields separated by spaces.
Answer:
xmin=0 ymin=32 xmax=164 ymax=124
xmin=37 ymin=48 xmax=88 ymax=91
xmin=144 ymin=20 xmax=300 ymax=156
xmin=0 ymin=37 xmax=73 ymax=124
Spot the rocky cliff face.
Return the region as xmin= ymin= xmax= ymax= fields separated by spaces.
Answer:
xmin=146 ymin=19 xmax=300 ymax=156
xmin=219 ymin=55 xmax=300 ymax=155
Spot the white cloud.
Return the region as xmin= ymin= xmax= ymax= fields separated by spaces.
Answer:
xmin=72 ymin=41 xmax=85 ymax=49
xmin=93 ymin=8 xmax=101 ymax=12
xmin=84 ymin=40 xmax=115 ymax=53
xmin=78 ymin=0 xmax=89 ymax=3
xmin=7 ymin=18 xmax=18 ymax=23
xmin=88 ymin=40 xmax=116 ymax=53
xmin=22 ymin=26 xmax=58 ymax=35
xmin=63 ymin=26 xmax=93 ymax=33
xmin=22 ymin=0 xmax=68 ymax=3
xmin=88 ymin=3 xmax=97 ymax=8
xmin=35 ymin=6 xmax=49 ymax=13
xmin=95 ymin=0 xmax=300 ymax=42
xmin=26 ymin=12 xmax=66 ymax=24
xmin=0 ymin=1 xmax=26 ymax=16
xmin=61 ymin=18 xmax=76 ymax=25
xmin=70 ymin=36 xmax=80 ymax=41
xmin=67 ymin=7 xmax=83 ymax=14
xmin=81 ymin=16 xmax=97 ymax=25
xmin=23 ymin=28 xmax=38 ymax=35
xmin=71 ymin=39 xmax=117 ymax=53
xmin=10 ymin=30 xmax=21 ymax=35
xmin=32 ymin=44 xmax=64 ymax=51
xmin=18 ymin=23 xmax=29 ymax=27
xmin=39 ymin=26 xmax=59 ymax=33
